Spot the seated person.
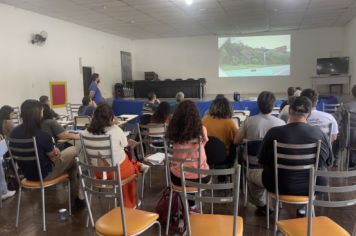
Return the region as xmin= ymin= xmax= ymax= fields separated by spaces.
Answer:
xmin=237 ymin=91 xmax=285 ymax=143
xmin=167 ymin=100 xmax=210 ymax=184
xmin=78 ymin=96 xmax=96 ymax=116
xmin=41 ymin=104 xmax=79 ymax=145
xmin=294 ymin=86 xmax=302 ymax=96
xmin=82 ymin=103 xmax=148 ymax=208
xmin=301 ymin=88 xmax=338 ymax=142
xmin=278 ymin=96 xmax=296 ymax=123
xmin=143 ymin=92 xmax=160 ymax=113
xmin=0 ymin=105 xmax=15 ymax=137
xmin=280 ymin=87 xmax=295 ymax=111
xmin=171 ymin=91 xmax=185 ymax=113
xmin=202 ymin=96 xmax=239 ymax=161
xmin=248 ymin=96 xmax=333 ymax=215
xmin=9 ymin=100 xmax=83 ymax=209
xmin=167 ymin=101 xmax=210 ymax=211
xmin=151 ymin=101 xmax=171 ymax=125
xmin=335 ymin=85 xmax=356 ymax=167
xmin=0 ymin=135 xmax=16 ymax=201
xmin=39 ymin=95 xmax=59 ymax=119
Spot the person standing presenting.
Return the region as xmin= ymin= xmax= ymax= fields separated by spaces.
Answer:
xmin=89 ymin=73 xmax=105 ymax=104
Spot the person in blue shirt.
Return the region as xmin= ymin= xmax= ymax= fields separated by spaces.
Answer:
xmin=78 ymin=96 xmax=96 ymax=116
xmin=89 ymin=73 xmax=105 ymax=104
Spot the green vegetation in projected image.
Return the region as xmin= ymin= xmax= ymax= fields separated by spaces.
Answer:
xmin=219 ymin=35 xmax=291 ymax=77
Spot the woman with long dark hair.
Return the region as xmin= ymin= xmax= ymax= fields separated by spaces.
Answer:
xmin=151 ymin=101 xmax=171 ymax=124
xmin=82 ymin=103 xmax=148 ymax=208
xmin=167 ymin=100 xmax=210 ymax=185
xmin=0 ymin=105 xmax=15 ymax=137
xmin=9 ymin=100 xmax=83 ymax=209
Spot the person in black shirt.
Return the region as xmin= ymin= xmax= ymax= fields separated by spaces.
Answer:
xmin=39 ymin=95 xmax=59 ymax=119
xmin=143 ymin=92 xmax=160 ymax=113
xmin=248 ymin=96 xmax=333 ymax=215
xmin=279 ymin=87 xmax=296 ymax=111
xmin=9 ymin=100 xmax=84 ymax=209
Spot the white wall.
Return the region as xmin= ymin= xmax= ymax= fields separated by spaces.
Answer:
xmin=133 ymin=28 xmax=345 ymax=95
xmin=0 ymin=3 xmax=132 ymax=108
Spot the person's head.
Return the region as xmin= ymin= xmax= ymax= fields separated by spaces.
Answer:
xmin=296 ymin=86 xmax=302 ymax=91
xmin=257 ymin=91 xmax=276 ymax=114
xmin=352 ymin=85 xmax=356 ymax=99
xmin=287 ymin=96 xmax=297 ymax=106
xmin=208 ymin=97 xmax=233 ymax=119
xmin=0 ymin=105 xmax=14 ymax=121
xmin=87 ymin=103 xmax=114 ymax=135
xmin=147 ymin=92 xmax=157 ymax=102
xmin=287 ymin=87 xmax=296 ymax=97
xmin=82 ymin=96 xmax=91 ymax=106
xmin=0 ymin=105 xmax=14 ymax=135
xmin=289 ymin=96 xmax=312 ymax=122
xmin=167 ymin=100 xmax=202 ymax=143
xmin=215 ymin=94 xmax=225 ymax=99
xmin=300 ymin=88 xmax=318 ymax=108
xmin=42 ymin=104 xmax=54 ymax=120
xmin=20 ymin=100 xmax=43 ymax=136
xmin=91 ymin=73 xmax=100 ymax=83
xmin=176 ymin=91 xmax=184 ymax=103
xmin=152 ymin=102 xmax=171 ymax=124
xmin=39 ymin=95 xmax=49 ymax=105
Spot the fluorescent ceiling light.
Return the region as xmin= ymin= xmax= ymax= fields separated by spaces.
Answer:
xmin=185 ymin=0 xmax=193 ymax=5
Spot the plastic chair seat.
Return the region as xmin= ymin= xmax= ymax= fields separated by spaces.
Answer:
xmin=21 ymin=174 xmax=69 ymax=188
xmin=190 ymin=214 xmax=243 ymax=236
xmin=271 ymin=193 xmax=309 ymax=203
xmin=277 ymin=216 xmax=350 ymax=236
xmin=95 ymin=207 xmax=159 ymax=236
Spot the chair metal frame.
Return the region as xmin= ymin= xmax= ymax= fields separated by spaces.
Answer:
xmin=66 ymin=103 xmax=81 ymax=120
xmin=346 ymin=111 xmax=356 ymax=171
xmin=137 ymin=123 xmax=167 ymax=188
xmin=267 ymin=140 xmax=321 ymax=234
xmin=76 ymin=158 xmax=161 ymax=236
xmin=180 ymin=164 xmax=242 ymax=236
xmin=323 ymin=103 xmax=341 ymax=114
xmin=80 ymin=133 xmax=146 ymax=224
xmin=74 ymin=116 xmax=91 ymax=130
xmin=241 ymin=139 xmax=263 ymax=207
xmin=277 ymin=168 xmax=356 ymax=236
xmin=6 ymin=137 xmax=71 ymax=231
xmin=165 ymin=138 xmax=202 ymax=235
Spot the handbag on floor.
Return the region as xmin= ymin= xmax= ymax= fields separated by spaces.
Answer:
xmin=155 ymin=187 xmax=186 ymax=234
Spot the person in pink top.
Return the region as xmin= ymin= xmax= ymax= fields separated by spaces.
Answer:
xmin=167 ymin=100 xmax=210 ymax=186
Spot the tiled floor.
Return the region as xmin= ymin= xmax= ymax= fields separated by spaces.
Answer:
xmin=1 ymin=164 xmax=355 ymax=236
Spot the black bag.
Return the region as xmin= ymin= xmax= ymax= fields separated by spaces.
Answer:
xmin=155 ymin=187 xmax=186 ymax=233
xmin=3 ymin=156 xmax=19 ymax=191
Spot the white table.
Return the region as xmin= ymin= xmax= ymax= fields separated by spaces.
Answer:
xmin=116 ymin=114 xmax=138 ymax=126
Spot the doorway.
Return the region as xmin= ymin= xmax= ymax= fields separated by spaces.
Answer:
xmin=82 ymin=67 xmax=92 ymax=97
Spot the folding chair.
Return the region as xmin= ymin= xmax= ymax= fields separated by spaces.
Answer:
xmin=7 ymin=137 xmax=71 ymax=231
xmin=241 ymin=139 xmax=262 ymax=207
xmin=267 ymin=140 xmax=321 ymax=232
xmin=276 ymin=168 xmax=356 ymax=236
xmin=181 ymin=164 xmax=243 ymax=236
xmin=76 ymin=158 xmax=161 ymax=236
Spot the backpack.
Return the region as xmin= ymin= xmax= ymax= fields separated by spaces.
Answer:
xmin=155 ymin=187 xmax=186 ymax=234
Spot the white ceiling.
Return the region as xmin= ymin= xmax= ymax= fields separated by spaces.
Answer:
xmin=1 ymin=0 xmax=356 ymax=39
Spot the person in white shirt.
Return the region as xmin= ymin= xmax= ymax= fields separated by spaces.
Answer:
xmin=82 ymin=103 xmax=148 ymax=208
xmin=300 ymin=89 xmax=338 ymax=142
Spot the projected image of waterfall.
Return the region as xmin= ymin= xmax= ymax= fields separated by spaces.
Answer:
xmin=219 ymin=35 xmax=291 ymax=77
